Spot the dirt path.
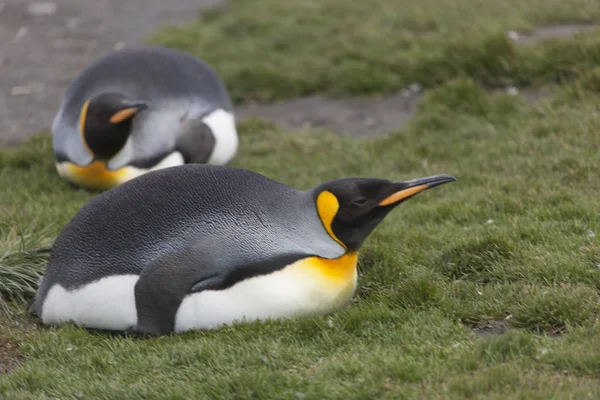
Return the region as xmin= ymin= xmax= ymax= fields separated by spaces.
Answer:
xmin=0 ymin=0 xmax=225 ymax=147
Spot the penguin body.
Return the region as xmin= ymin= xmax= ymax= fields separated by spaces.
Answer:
xmin=30 ymin=165 xmax=456 ymax=336
xmin=52 ymin=46 xmax=237 ymax=190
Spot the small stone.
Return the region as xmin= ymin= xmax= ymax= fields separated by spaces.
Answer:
xmin=11 ymin=83 xmax=45 ymax=95
xmin=28 ymin=2 xmax=57 ymax=16
xmin=86 ymin=40 xmax=99 ymax=50
xmin=506 ymin=30 xmax=520 ymax=40
xmin=66 ymin=346 xmax=73 ymax=351
xmin=74 ymin=392 xmax=85 ymax=399
xmin=586 ymin=230 xmax=595 ymax=238
xmin=114 ymin=42 xmax=126 ymax=50
xmin=539 ymin=348 xmax=549 ymax=355
xmin=66 ymin=17 xmax=79 ymax=29
xmin=596 ymin=263 xmax=600 ymax=270
xmin=401 ymin=89 xmax=412 ymax=98
xmin=506 ymin=87 xmax=519 ymax=96
xmin=486 ymin=219 xmax=494 ymax=224
xmin=504 ymin=314 xmax=513 ymax=320
xmin=364 ymin=117 xmax=376 ymax=126
xmin=409 ymin=83 xmax=422 ymax=94
xmin=15 ymin=27 xmax=28 ymax=40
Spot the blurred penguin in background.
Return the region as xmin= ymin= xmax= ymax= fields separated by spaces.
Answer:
xmin=52 ymin=46 xmax=238 ymax=190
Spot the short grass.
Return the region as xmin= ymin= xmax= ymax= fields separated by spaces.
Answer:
xmin=2 ymin=0 xmax=600 ymax=398
xmin=149 ymin=0 xmax=600 ymax=102
xmin=2 ymin=78 xmax=600 ymax=398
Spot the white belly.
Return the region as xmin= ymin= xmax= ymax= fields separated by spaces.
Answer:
xmin=201 ymin=108 xmax=238 ymax=166
xmin=41 ymin=257 xmax=358 ymax=333
xmin=174 ymin=260 xmax=357 ymax=332
xmin=120 ymin=151 xmax=185 ymax=179
xmin=41 ymin=275 xmax=139 ymax=331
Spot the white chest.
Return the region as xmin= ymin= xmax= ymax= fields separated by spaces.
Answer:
xmin=40 ymin=255 xmax=358 ymax=333
xmin=174 ymin=257 xmax=358 ymax=332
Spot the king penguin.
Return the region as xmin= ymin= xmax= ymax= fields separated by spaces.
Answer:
xmin=29 ymin=165 xmax=456 ymax=336
xmin=51 ymin=46 xmax=238 ymax=190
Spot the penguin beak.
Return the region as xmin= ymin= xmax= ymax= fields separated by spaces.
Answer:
xmin=379 ymin=174 xmax=457 ymax=207
xmin=125 ymin=101 xmax=148 ymax=111
xmin=109 ymin=102 xmax=148 ymax=124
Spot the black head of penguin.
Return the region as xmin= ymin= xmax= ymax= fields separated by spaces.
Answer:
xmin=80 ymin=92 xmax=148 ymax=161
xmin=312 ymin=174 xmax=457 ymax=252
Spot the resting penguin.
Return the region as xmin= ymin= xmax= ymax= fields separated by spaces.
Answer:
xmin=29 ymin=165 xmax=456 ymax=336
xmin=51 ymin=46 xmax=237 ymax=190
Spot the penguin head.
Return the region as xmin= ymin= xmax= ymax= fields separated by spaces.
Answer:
xmin=313 ymin=174 xmax=457 ymax=252
xmin=80 ymin=93 xmax=148 ymax=160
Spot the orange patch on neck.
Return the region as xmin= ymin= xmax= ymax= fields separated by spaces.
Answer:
xmin=64 ymin=161 xmax=129 ymax=190
xmin=316 ymin=191 xmax=346 ymax=250
xmin=307 ymin=252 xmax=359 ymax=285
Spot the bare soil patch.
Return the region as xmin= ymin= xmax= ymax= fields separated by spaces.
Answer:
xmin=0 ymin=336 xmax=21 ymax=375
xmin=472 ymin=320 xmax=511 ymax=337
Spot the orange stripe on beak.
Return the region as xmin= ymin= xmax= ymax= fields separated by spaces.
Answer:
xmin=110 ymin=107 xmax=140 ymax=124
xmin=378 ymin=185 xmax=429 ymax=206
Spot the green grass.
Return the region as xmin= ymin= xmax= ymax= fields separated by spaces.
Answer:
xmin=1 ymin=79 xmax=600 ymax=398
xmin=2 ymin=0 xmax=600 ymax=398
xmin=149 ymin=0 xmax=600 ymax=102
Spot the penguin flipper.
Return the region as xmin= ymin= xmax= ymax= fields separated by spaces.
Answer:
xmin=133 ymin=245 xmax=307 ymax=336
xmin=26 ymin=298 xmax=37 ymax=317
xmin=174 ymin=119 xmax=216 ymax=164
xmin=133 ymin=246 xmax=225 ymax=337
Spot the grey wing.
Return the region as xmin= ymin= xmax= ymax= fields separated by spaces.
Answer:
xmin=173 ymin=119 xmax=215 ymax=164
xmin=52 ymin=113 xmax=94 ymax=166
xmin=133 ymin=242 xmax=309 ymax=336
xmin=105 ymin=107 xmax=181 ymax=170
xmin=106 ymin=101 xmax=213 ymax=170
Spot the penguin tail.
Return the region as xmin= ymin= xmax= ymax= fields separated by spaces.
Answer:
xmin=25 ymin=275 xmax=46 ymax=317
xmin=26 ymin=297 xmax=38 ymax=317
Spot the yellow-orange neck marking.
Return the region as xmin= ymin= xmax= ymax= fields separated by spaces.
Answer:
xmin=61 ymin=161 xmax=129 ymax=190
xmin=79 ymin=100 xmax=93 ymax=156
xmin=316 ymin=190 xmax=346 ymax=250
xmin=304 ymin=252 xmax=358 ymax=285
xmin=312 ymin=191 xmax=358 ymax=289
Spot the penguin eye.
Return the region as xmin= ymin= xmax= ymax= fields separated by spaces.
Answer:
xmin=352 ymin=198 xmax=369 ymax=207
